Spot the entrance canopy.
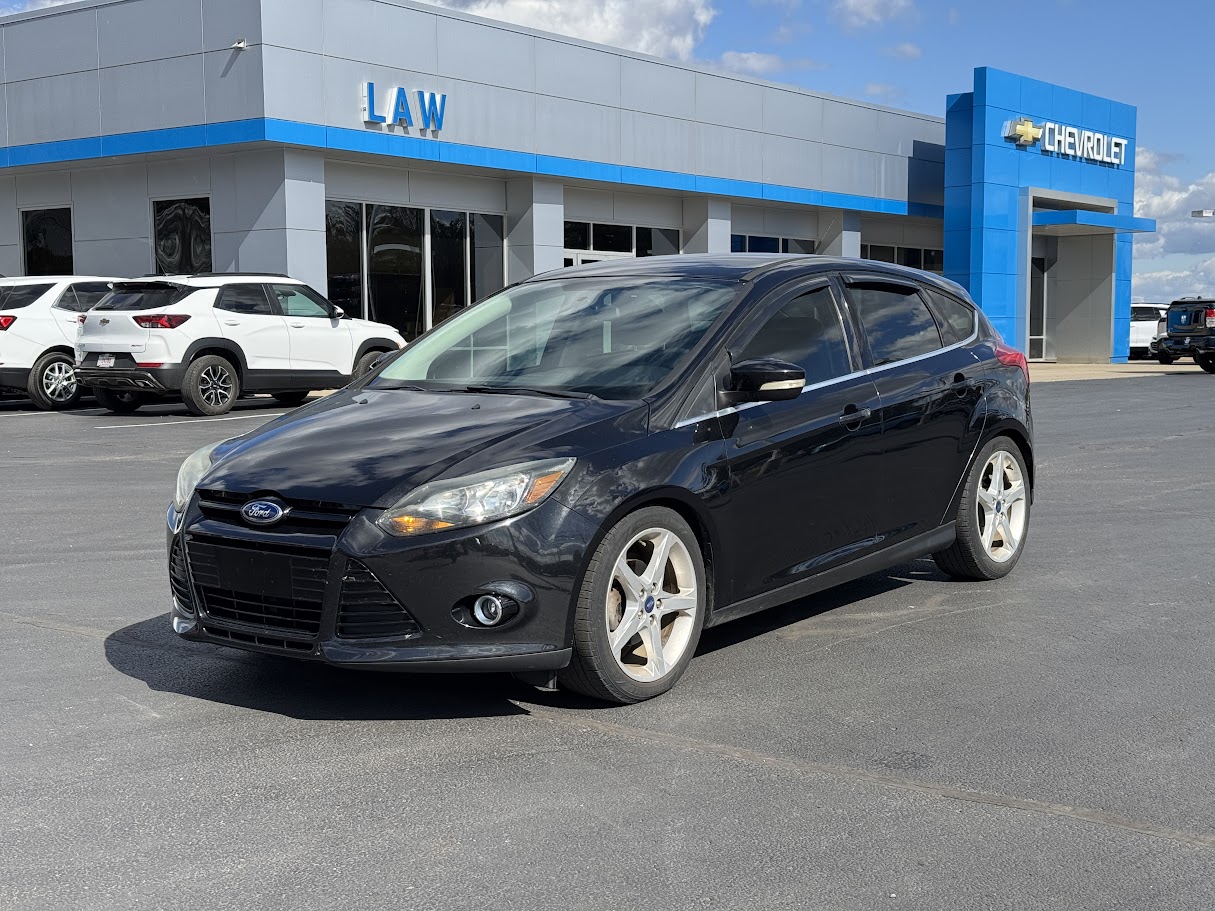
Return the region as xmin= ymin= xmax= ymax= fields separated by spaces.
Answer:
xmin=1031 ymin=210 xmax=1156 ymax=236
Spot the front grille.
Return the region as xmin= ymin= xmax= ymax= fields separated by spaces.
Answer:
xmin=195 ymin=489 xmax=359 ymax=534
xmin=186 ymin=535 xmax=329 ymax=642
xmin=337 ymin=561 xmax=422 ymax=640
xmin=169 ymin=537 xmax=194 ymax=614
xmin=201 ymin=624 xmax=314 ymax=653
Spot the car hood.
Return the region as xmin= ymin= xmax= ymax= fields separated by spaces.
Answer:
xmin=200 ymin=387 xmax=646 ymax=508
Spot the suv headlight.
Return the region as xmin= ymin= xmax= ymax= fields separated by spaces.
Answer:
xmin=173 ymin=441 xmax=223 ymax=511
xmin=378 ymin=458 xmax=576 ymax=537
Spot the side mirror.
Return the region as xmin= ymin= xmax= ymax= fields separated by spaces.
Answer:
xmin=723 ymin=358 xmax=805 ymax=404
xmin=330 ymin=306 xmax=346 ymax=320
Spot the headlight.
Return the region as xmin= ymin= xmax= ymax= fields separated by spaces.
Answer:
xmin=378 ymin=458 xmax=576 ymax=537
xmin=173 ymin=441 xmax=223 ymax=511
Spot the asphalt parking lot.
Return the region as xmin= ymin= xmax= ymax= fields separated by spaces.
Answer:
xmin=3 ymin=372 xmax=1215 ymax=910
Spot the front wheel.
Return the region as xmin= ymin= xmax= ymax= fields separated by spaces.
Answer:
xmin=933 ymin=436 xmax=1031 ymax=581
xmin=354 ymin=349 xmax=387 ymax=379
xmin=1157 ymin=351 xmax=1175 ymax=365
xmin=182 ymin=355 xmax=240 ymax=416
xmin=93 ymin=387 xmax=150 ymax=414
xmin=1198 ymin=355 xmax=1215 ymax=374
xmin=559 ymin=507 xmax=706 ymax=704
xmin=27 ymin=351 xmax=81 ymax=410
xmin=272 ymin=391 xmax=311 ymax=406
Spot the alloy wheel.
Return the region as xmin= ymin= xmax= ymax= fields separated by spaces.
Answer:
xmin=198 ymin=365 xmax=234 ymax=408
xmin=975 ymin=450 xmax=1027 ymax=563
xmin=41 ymin=361 xmax=77 ymax=403
xmin=605 ymin=527 xmax=699 ymax=682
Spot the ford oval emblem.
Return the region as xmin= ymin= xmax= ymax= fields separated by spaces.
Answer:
xmin=241 ymin=499 xmax=287 ymax=526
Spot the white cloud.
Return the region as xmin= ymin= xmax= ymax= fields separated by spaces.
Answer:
xmin=883 ymin=41 xmax=922 ymax=59
xmin=1133 ymin=149 xmax=1215 ymax=260
xmin=863 ymin=82 xmax=899 ymax=99
xmin=719 ymin=51 xmax=785 ymax=75
xmin=432 ymin=0 xmax=716 ymax=61
xmin=831 ymin=0 xmax=914 ymax=28
xmin=1133 ymin=257 xmax=1215 ymax=302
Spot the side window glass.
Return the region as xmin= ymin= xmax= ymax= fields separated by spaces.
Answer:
xmin=273 ymin=284 xmax=332 ymax=318
xmin=926 ymin=289 xmax=976 ymax=342
xmin=737 ymin=286 xmax=853 ymax=386
xmin=216 ymin=284 xmax=274 ymax=316
xmin=848 ymin=282 xmax=943 ymax=365
xmin=69 ymin=282 xmax=114 ymax=311
xmin=53 ymin=286 xmax=82 ymax=312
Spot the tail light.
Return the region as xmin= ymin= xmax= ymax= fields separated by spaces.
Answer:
xmin=78 ymin=314 xmax=88 ymax=324
xmin=995 ymin=342 xmax=1029 ymax=385
xmin=0 ymin=315 xmax=15 ymax=330
xmin=133 ymin=314 xmax=191 ymax=329
xmin=1206 ymin=307 xmax=1215 ymax=329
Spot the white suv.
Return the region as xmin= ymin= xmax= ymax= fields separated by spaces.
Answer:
xmin=0 ymin=276 xmax=119 ymax=409
xmin=76 ymin=274 xmax=404 ymax=416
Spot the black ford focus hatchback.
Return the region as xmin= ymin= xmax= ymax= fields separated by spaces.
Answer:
xmin=168 ymin=255 xmax=1033 ymax=704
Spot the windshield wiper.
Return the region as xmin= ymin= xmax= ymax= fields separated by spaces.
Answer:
xmin=464 ymin=384 xmax=595 ymax=400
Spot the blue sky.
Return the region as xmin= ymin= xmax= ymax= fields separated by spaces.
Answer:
xmin=5 ymin=0 xmax=1214 ymax=298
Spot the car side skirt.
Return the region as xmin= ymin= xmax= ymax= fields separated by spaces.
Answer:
xmin=706 ymin=522 xmax=956 ymax=629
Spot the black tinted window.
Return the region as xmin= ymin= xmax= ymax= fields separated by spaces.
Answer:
xmin=849 ymin=283 xmax=942 ymax=364
xmin=0 ymin=283 xmax=55 ymax=310
xmin=1132 ymin=307 xmax=1161 ymax=322
xmin=94 ymin=284 xmax=186 ymax=311
xmin=926 ymin=289 xmax=976 ymax=342
xmin=71 ymin=282 xmax=114 ymax=309
xmin=738 ymin=286 xmax=852 ymax=385
xmin=217 ymin=285 xmax=274 ymax=315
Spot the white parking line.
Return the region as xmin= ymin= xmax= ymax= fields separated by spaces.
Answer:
xmin=2 ymin=411 xmax=59 ymax=418
xmin=96 ymin=412 xmax=287 ymax=430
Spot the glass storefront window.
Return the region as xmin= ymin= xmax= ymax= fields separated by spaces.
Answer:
xmin=153 ymin=198 xmax=212 ymax=274
xmin=564 ymin=221 xmax=590 ymax=250
xmin=431 ymin=209 xmax=467 ymax=326
xmin=782 ymin=238 xmax=815 ymax=254
xmin=923 ymin=249 xmax=944 ymax=273
xmin=637 ymin=227 xmax=679 ymax=257
xmin=899 ymin=247 xmax=923 ymax=270
xmin=592 ymin=223 xmax=633 ymax=253
xmin=747 ymin=235 xmax=779 ymax=254
xmin=325 ymin=200 xmax=364 ymax=318
xmin=867 ymin=244 xmax=896 ymax=263
xmin=730 ymin=234 xmax=746 ymax=253
xmin=22 ymin=208 xmax=73 ymax=276
xmin=471 ymin=213 xmax=506 ymax=301
xmin=366 ymin=204 xmax=425 ymax=341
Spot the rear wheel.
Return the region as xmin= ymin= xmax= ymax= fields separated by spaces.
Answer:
xmin=559 ymin=507 xmax=706 ymax=704
xmin=182 ymin=355 xmax=240 ymax=416
xmin=272 ymin=391 xmax=311 ymax=406
xmin=1157 ymin=351 xmax=1175 ymax=365
xmin=94 ymin=387 xmax=149 ymax=414
xmin=27 ymin=351 xmax=81 ymax=410
xmin=354 ymin=349 xmax=387 ymax=379
xmin=934 ymin=436 xmax=1030 ymax=581
xmin=1199 ymin=354 xmax=1215 ymax=374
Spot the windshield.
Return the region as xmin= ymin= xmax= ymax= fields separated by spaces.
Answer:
xmin=372 ymin=276 xmax=740 ymax=399
xmin=0 ymin=283 xmax=55 ymax=310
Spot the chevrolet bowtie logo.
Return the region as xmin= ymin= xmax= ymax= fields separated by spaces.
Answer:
xmin=1005 ymin=117 xmax=1043 ymax=147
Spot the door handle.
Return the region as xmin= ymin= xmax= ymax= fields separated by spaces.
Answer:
xmin=289 ymin=323 xmax=306 ymax=328
xmin=838 ymin=406 xmax=871 ymax=426
xmin=223 ymin=320 xmax=240 ymax=326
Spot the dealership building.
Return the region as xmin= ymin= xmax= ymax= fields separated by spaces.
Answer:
xmin=0 ymin=0 xmax=1154 ymax=361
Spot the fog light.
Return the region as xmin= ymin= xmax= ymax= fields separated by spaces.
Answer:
xmin=472 ymin=594 xmax=508 ymax=627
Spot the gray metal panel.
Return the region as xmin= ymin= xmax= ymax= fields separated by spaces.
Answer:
xmin=74 ymin=237 xmax=153 ymax=276
xmin=535 ymin=40 xmax=620 ymax=108
xmin=147 ymin=157 xmax=212 ymax=198
xmin=284 ymin=226 xmax=327 ymax=289
xmin=436 ymin=16 xmax=534 ymax=94
xmin=694 ymin=72 xmax=764 ymax=131
xmin=406 ymin=170 xmax=507 ymax=212
xmin=203 ymin=46 xmax=265 ymax=123
xmin=535 ymin=96 xmax=620 ymax=164
xmin=612 ymin=192 xmax=683 ymax=228
xmin=700 ymin=124 xmax=758 ymax=182
xmin=731 ymin=204 xmax=764 ymax=234
xmin=762 ymin=88 xmax=825 ymax=142
xmin=4 ymin=7 xmax=98 ymax=81
xmin=619 ymin=58 xmax=694 ymax=120
xmin=325 ymin=159 xmax=412 ymax=206
xmin=762 ymin=134 xmax=823 ymax=190
xmin=620 ymin=111 xmax=700 ymax=175
xmin=71 ymin=164 xmax=150 ymax=241
xmin=562 ymin=187 xmax=612 ymax=222
xmin=821 ymin=145 xmax=882 ymax=197
xmin=100 ymin=57 xmax=207 ymax=135
xmin=98 ymin=0 xmax=202 ymax=68
xmin=875 ymin=110 xmax=947 ymax=158
xmin=15 ymin=171 xmax=72 ymax=207
xmin=0 ymin=176 xmax=17 ymax=247
xmin=0 ymin=244 xmax=20 ymax=277
xmin=262 ymin=46 xmax=325 ymax=124
xmin=7 ymin=71 xmax=102 ymax=146
xmin=877 ymin=153 xmax=909 ymax=201
xmin=322 ymin=0 xmax=437 ymax=73
xmin=228 ymin=151 xmax=287 ymax=231
xmin=262 ymin=0 xmax=323 ymax=53
xmin=201 ymin=0 xmax=263 ymax=52
xmin=823 ymin=101 xmax=879 ymax=152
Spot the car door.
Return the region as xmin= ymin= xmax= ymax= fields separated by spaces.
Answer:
xmin=838 ymin=274 xmax=986 ymax=546
xmin=270 ymin=283 xmax=355 ymax=376
xmin=719 ymin=279 xmax=884 ymax=602
xmin=215 ymin=283 xmax=291 ymax=374
xmin=54 ymin=282 xmax=113 ymax=342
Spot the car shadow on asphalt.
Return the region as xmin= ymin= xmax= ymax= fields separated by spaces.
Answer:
xmin=103 ymin=614 xmax=531 ymax=720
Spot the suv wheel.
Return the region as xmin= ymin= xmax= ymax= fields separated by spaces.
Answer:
xmin=934 ymin=436 xmax=1031 ymax=581
xmin=1157 ymin=351 xmax=1175 ymax=365
xmin=94 ymin=388 xmax=149 ymax=414
xmin=559 ymin=506 xmax=706 ymax=704
xmin=272 ymin=391 xmax=310 ymax=406
xmin=1199 ymin=354 xmax=1215 ymax=374
xmin=182 ymin=355 xmax=240 ymax=416
xmin=354 ymin=349 xmax=387 ymax=379
xmin=27 ymin=352 xmax=81 ymax=410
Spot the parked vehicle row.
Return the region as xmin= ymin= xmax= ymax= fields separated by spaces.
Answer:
xmin=1 ymin=274 xmax=405 ymax=414
xmin=1157 ymin=296 xmax=1215 ymax=373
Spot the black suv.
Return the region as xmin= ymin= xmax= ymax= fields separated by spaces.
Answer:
xmin=1159 ymin=297 xmax=1215 ymax=373
xmin=167 ymin=255 xmax=1034 ymax=704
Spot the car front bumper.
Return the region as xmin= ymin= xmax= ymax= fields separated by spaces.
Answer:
xmin=167 ymin=493 xmax=598 ymax=672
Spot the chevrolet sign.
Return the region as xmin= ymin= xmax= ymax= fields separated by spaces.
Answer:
xmin=1004 ymin=117 xmax=1128 ymax=166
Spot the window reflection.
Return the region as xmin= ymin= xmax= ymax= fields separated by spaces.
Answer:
xmin=325 ymin=201 xmax=363 ymax=318
xmin=366 ymin=204 xmax=424 ymax=341
xmin=23 ymin=209 xmax=74 ymax=276
xmin=431 ymin=209 xmax=467 ymax=326
xmin=154 ymin=198 xmax=212 ymax=274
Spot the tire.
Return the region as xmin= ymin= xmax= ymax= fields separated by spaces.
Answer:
xmin=1199 ymin=355 xmax=1215 ymax=374
xmin=1157 ymin=351 xmax=1175 ymax=365
xmin=933 ymin=436 xmax=1031 ymax=581
xmin=182 ymin=355 xmax=240 ymax=416
xmin=27 ymin=351 xmax=81 ymax=410
xmin=354 ymin=349 xmax=387 ymax=379
xmin=272 ymin=391 xmax=311 ymax=406
xmin=558 ymin=506 xmax=707 ymax=704
xmin=93 ymin=387 xmax=149 ymax=414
